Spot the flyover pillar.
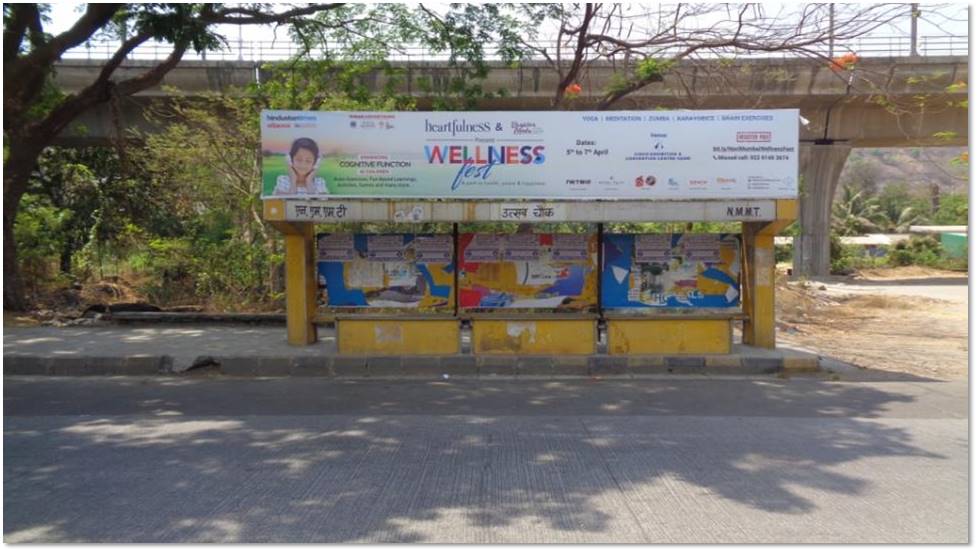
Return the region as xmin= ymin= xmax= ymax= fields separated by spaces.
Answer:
xmin=793 ymin=143 xmax=852 ymax=277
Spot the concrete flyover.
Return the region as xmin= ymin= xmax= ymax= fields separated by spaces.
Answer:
xmin=52 ymin=55 xmax=968 ymax=275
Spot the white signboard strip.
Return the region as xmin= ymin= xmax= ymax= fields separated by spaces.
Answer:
xmin=283 ymin=200 xmax=778 ymax=222
xmin=493 ymin=203 xmax=566 ymax=221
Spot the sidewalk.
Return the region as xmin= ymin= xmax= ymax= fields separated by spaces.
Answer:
xmin=4 ymin=325 xmax=820 ymax=377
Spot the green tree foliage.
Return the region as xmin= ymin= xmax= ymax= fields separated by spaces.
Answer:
xmin=130 ymin=42 xmax=429 ymax=308
xmin=876 ymin=183 xmax=930 ymax=221
xmin=932 ymin=193 xmax=968 ymax=226
xmin=832 ymin=184 xmax=885 ymax=236
xmin=4 ymin=4 xmax=542 ymax=308
xmin=12 ymin=194 xmax=70 ymax=297
xmin=839 ymin=156 xmax=880 ymax=195
xmin=4 ymin=3 xmax=349 ymax=310
xmin=890 ymin=235 xmax=944 ymax=267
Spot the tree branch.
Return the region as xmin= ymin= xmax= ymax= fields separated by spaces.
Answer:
xmin=552 ymin=3 xmax=596 ymax=108
xmin=200 ymin=4 xmax=344 ymax=25
xmin=34 ymin=40 xmax=189 ymax=143
xmin=2 ymin=4 xmax=35 ymax=64
xmin=94 ymin=31 xmax=155 ymax=89
xmin=21 ymin=4 xmax=120 ymax=66
xmin=6 ymin=4 xmax=121 ymax=121
xmin=114 ymin=41 xmax=189 ymax=97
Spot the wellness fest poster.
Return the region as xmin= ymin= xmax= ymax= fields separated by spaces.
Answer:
xmin=316 ymin=233 xmax=455 ymax=312
xmin=261 ymin=110 xmax=798 ymax=200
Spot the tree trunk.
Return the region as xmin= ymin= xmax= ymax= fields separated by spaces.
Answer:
xmin=60 ymin=240 xmax=74 ymax=274
xmin=4 ymin=138 xmax=45 ymax=311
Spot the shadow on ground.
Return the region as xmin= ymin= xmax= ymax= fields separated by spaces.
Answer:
xmin=3 ymin=377 xmax=956 ymax=543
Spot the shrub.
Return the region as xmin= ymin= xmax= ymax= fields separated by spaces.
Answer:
xmin=889 ymin=241 xmax=915 ymax=266
xmin=775 ymin=243 xmax=793 ymax=263
xmin=888 ymin=235 xmax=956 ymax=269
xmin=932 ymin=193 xmax=968 ymax=225
xmin=830 ymin=234 xmax=856 ymax=274
xmin=14 ymin=194 xmax=70 ymax=296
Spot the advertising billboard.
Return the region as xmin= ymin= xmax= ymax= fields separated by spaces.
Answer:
xmin=601 ymin=233 xmax=741 ymax=309
xmin=316 ymin=233 xmax=455 ymax=312
xmin=458 ymin=233 xmax=598 ymax=311
xmin=261 ymin=110 xmax=798 ymax=200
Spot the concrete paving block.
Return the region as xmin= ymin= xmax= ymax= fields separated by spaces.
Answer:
xmin=124 ymin=356 xmax=166 ymax=375
xmin=104 ymin=358 xmax=142 ymax=375
xmin=158 ymin=355 xmax=175 ymax=374
xmin=445 ymin=355 xmax=478 ymax=376
xmin=368 ymin=356 xmax=403 ymax=377
xmin=219 ymin=357 xmax=260 ymax=376
xmin=626 ymin=356 xmax=669 ymax=375
xmin=741 ymin=357 xmax=783 ymax=374
xmin=551 ymin=356 xmax=590 ymax=376
xmin=626 ymin=355 xmax=666 ymax=367
xmin=5 ymin=356 xmax=51 ymax=375
xmin=516 ymin=356 xmax=554 ymax=376
xmin=704 ymin=355 xmax=743 ymax=369
xmin=289 ymin=356 xmax=334 ymax=377
xmin=588 ymin=356 xmax=628 ymax=376
xmin=398 ymin=356 xmax=445 ymax=376
xmin=256 ymin=357 xmax=291 ymax=377
xmin=666 ymin=356 xmax=707 ymax=368
xmin=783 ymin=355 xmax=820 ymax=372
xmin=47 ymin=357 xmax=93 ymax=375
xmin=476 ymin=356 xmax=517 ymax=377
xmin=334 ymin=356 xmax=368 ymax=377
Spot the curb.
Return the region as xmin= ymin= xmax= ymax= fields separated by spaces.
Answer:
xmin=4 ymin=353 xmax=821 ymax=378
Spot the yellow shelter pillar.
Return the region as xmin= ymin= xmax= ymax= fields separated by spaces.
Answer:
xmin=743 ymin=200 xmax=797 ymax=349
xmin=265 ymin=200 xmax=318 ymax=346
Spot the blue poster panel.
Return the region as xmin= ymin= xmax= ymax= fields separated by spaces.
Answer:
xmin=601 ymin=233 xmax=741 ymax=309
xmin=316 ymin=233 xmax=455 ymax=312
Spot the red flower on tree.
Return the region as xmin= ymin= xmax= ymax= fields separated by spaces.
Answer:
xmin=829 ymin=52 xmax=859 ymax=72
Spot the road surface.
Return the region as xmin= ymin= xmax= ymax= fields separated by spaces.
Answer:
xmin=4 ymin=376 xmax=968 ymax=543
xmin=813 ymin=274 xmax=968 ymax=304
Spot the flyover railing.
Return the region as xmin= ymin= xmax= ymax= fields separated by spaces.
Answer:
xmin=62 ymin=35 xmax=968 ymax=63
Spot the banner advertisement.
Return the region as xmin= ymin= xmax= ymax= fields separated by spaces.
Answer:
xmin=601 ymin=233 xmax=741 ymax=309
xmin=316 ymin=233 xmax=454 ymax=311
xmin=261 ymin=109 xmax=798 ymax=200
xmin=458 ymin=233 xmax=598 ymax=311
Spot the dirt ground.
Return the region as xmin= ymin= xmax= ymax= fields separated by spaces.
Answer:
xmin=776 ymin=266 xmax=968 ymax=381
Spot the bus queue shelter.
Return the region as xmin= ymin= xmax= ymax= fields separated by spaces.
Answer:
xmin=264 ymin=197 xmax=797 ymax=355
xmin=261 ymin=109 xmax=799 ymax=359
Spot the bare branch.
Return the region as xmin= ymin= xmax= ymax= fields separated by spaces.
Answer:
xmin=200 ymin=4 xmax=344 ymax=25
xmin=5 ymin=4 xmax=121 ymax=120
xmin=552 ymin=3 xmax=598 ymax=108
xmin=34 ymin=40 xmax=189 ymax=142
xmin=20 ymin=4 xmax=120 ymax=66
xmin=3 ymin=4 xmax=36 ymax=64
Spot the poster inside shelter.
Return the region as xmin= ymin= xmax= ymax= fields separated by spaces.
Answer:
xmin=316 ymin=233 xmax=454 ymax=311
xmin=261 ymin=110 xmax=798 ymax=200
xmin=601 ymin=233 xmax=741 ymax=309
xmin=458 ymin=233 xmax=598 ymax=311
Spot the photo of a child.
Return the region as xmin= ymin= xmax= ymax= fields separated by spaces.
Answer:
xmin=275 ymin=137 xmax=328 ymax=195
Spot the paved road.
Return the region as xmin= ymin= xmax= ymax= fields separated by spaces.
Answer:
xmin=813 ymin=275 xmax=969 ymax=305
xmin=4 ymin=376 xmax=968 ymax=543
